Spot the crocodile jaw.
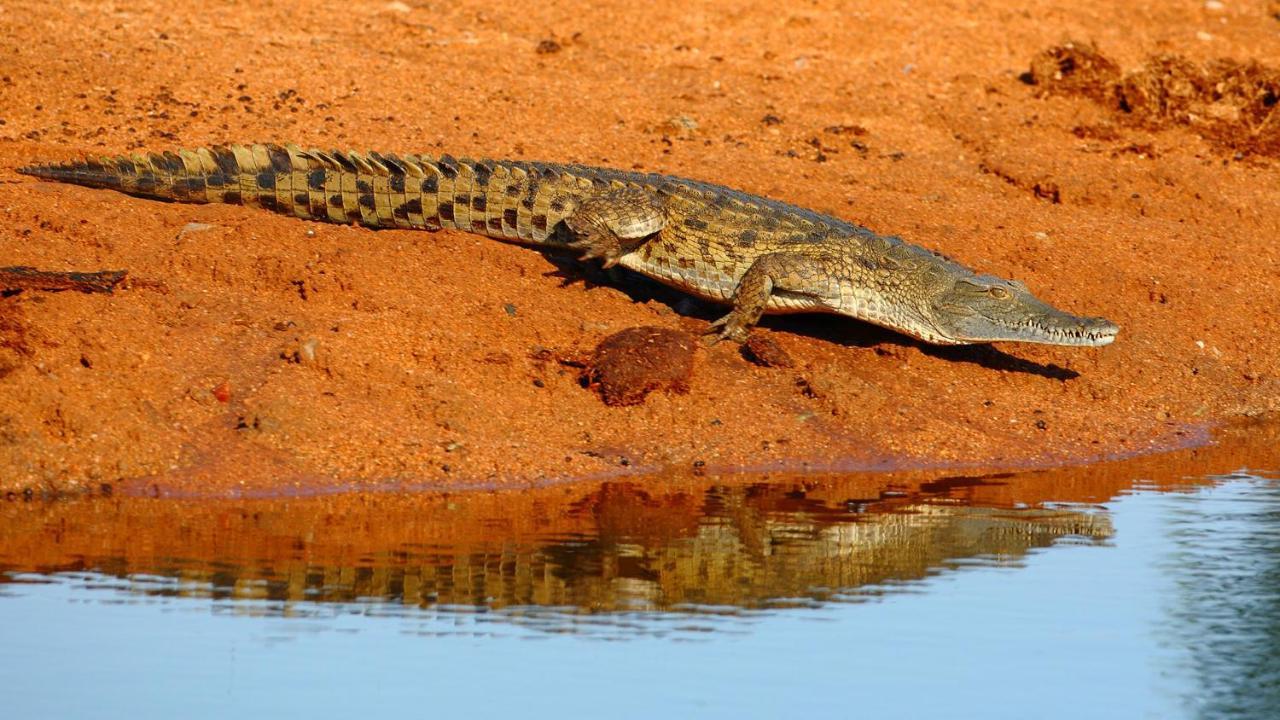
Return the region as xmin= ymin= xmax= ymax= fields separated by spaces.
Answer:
xmin=928 ymin=276 xmax=1119 ymax=347
xmin=940 ymin=309 xmax=1120 ymax=346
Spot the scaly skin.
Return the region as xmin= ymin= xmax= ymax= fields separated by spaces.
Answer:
xmin=18 ymin=143 xmax=1119 ymax=347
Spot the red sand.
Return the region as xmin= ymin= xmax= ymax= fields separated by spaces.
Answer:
xmin=0 ymin=1 xmax=1277 ymax=496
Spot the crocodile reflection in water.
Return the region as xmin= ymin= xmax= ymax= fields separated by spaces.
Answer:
xmin=0 ymin=477 xmax=1110 ymax=614
xmin=536 ymin=486 xmax=1109 ymax=610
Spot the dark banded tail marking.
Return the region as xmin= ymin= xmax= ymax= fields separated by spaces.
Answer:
xmin=514 ymin=166 xmax=536 ymax=241
xmin=379 ymin=153 xmax=413 ymax=230
xmin=314 ymin=151 xmax=344 ymax=224
xmin=283 ymin=145 xmax=312 ymax=220
xmin=336 ymin=152 xmax=360 ymax=223
xmin=231 ymin=145 xmax=259 ymax=206
xmin=208 ymin=146 xmax=238 ymax=203
xmin=485 ymin=163 xmax=510 ymax=237
xmin=300 ymin=152 xmax=329 ymax=220
xmin=246 ymin=145 xmax=279 ymax=211
xmin=264 ymin=144 xmax=293 ymax=215
xmin=361 ymin=152 xmax=390 ymax=228
xmin=20 ymin=146 xmax=619 ymax=243
xmin=348 ymin=153 xmax=378 ymax=227
xmin=530 ymin=164 xmax=557 ymax=243
xmin=402 ymin=153 xmax=426 ymax=228
xmin=419 ymin=162 xmax=442 ymax=229
xmin=436 ymin=155 xmax=459 ymax=231
xmin=453 ymin=159 xmax=476 ymax=232
xmin=153 ymin=150 xmax=182 ymax=198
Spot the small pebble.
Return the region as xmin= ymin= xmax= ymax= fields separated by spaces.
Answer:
xmin=298 ymin=338 xmax=318 ymax=363
xmin=179 ymin=222 xmax=213 ymax=235
xmin=669 ymin=115 xmax=698 ymax=131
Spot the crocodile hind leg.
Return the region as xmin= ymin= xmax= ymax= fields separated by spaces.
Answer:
xmin=709 ymin=251 xmax=841 ymax=343
xmin=563 ymin=188 xmax=665 ymax=268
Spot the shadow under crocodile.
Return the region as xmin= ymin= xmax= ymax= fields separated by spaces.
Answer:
xmin=548 ymin=255 xmax=1079 ymax=381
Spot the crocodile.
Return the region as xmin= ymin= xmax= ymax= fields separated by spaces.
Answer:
xmin=18 ymin=143 xmax=1119 ymax=347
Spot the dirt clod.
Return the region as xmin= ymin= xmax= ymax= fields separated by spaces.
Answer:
xmin=1025 ymin=41 xmax=1120 ymax=103
xmin=584 ymin=327 xmax=695 ymax=406
xmin=1118 ymin=56 xmax=1280 ymax=156
xmin=1027 ymin=42 xmax=1280 ymax=157
xmin=742 ymin=335 xmax=794 ymax=369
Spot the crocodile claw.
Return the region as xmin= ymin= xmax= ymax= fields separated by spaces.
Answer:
xmin=706 ymin=312 xmax=751 ymax=345
xmin=566 ymin=236 xmax=623 ymax=269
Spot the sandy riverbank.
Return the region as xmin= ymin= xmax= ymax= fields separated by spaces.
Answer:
xmin=1 ymin=1 xmax=1277 ymax=496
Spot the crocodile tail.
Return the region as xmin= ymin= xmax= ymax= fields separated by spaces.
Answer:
xmin=20 ymin=146 xmax=248 ymax=204
xmin=17 ymin=144 xmax=451 ymax=230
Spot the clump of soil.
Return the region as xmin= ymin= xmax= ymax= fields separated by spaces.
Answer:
xmin=1025 ymin=41 xmax=1121 ymax=103
xmin=1119 ymin=57 xmax=1280 ymax=156
xmin=742 ymin=334 xmax=794 ymax=369
xmin=1025 ymin=42 xmax=1280 ymax=157
xmin=584 ymin=327 xmax=696 ymax=406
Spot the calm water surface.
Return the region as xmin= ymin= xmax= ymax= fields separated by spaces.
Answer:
xmin=1 ymin=441 xmax=1277 ymax=719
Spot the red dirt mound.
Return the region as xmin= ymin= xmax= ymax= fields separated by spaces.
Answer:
xmin=1027 ymin=42 xmax=1280 ymax=157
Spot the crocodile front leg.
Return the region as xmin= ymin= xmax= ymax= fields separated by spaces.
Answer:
xmin=709 ymin=251 xmax=841 ymax=343
xmin=563 ymin=188 xmax=665 ymax=268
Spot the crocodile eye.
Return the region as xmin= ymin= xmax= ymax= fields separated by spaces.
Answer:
xmin=988 ymin=287 xmax=1010 ymax=300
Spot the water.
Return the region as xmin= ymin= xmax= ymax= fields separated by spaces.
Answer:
xmin=1 ymin=432 xmax=1277 ymax=719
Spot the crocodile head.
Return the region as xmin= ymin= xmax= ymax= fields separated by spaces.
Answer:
xmin=925 ymin=274 xmax=1119 ymax=347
